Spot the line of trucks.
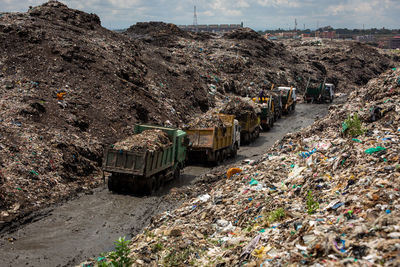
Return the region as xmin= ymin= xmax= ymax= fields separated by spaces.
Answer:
xmin=102 ymin=86 xmax=298 ymax=193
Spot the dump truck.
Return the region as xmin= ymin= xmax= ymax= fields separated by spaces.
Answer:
xmin=274 ymin=86 xmax=296 ymax=114
xmin=304 ymin=79 xmax=334 ymax=103
xmin=186 ymin=114 xmax=240 ymax=164
xmin=238 ymin=113 xmax=260 ymax=144
xmin=252 ymin=96 xmax=274 ymax=131
xmin=102 ymin=125 xmax=188 ymax=194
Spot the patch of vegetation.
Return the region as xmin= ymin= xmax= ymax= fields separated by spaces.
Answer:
xmin=144 ymin=229 xmax=155 ymax=238
xmin=342 ymin=113 xmax=365 ymax=137
xmin=151 ymin=242 xmax=164 ymax=253
xmin=97 ymin=236 xmax=133 ymax=267
xmin=164 ymin=247 xmax=193 ymax=266
xmin=306 ymin=190 xmax=319 ymax=214
xmin=267 ymin=208 xmax=286 ymax=223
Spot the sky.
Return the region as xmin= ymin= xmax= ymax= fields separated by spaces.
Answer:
xmin=0 ymin=0 xmax=399 ymax=30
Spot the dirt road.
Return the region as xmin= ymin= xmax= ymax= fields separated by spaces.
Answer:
xmin=0 ymin=102 xmax=330 ymax=267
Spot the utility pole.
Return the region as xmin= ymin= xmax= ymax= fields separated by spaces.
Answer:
xmin=193 ymin=5 xmax=198 ymax=32
xmin=294 ymin=18 xmax=297 ymax=31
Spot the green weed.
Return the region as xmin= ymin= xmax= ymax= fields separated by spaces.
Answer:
xmin=267 ymin=208 xmax=286 ymax=223
xmin=96 ymin=236 xmax=132 ymax=267
xmin=151 ymin=242 xmax=164 ymax=253
xmin=164 ymin=247 xmax=193 ymax=266
xmin=306 ymin=190 xmax=319 ymax=214
xmin=342 ymin=113 xmax=365 ymax=137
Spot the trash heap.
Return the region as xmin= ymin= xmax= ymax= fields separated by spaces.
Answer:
xmin=113 ymin=130 xmax=171 ymax=152
xmin=185 ymin=111 xmax=228 ymax=129
xmin=220 ymin=96 xmax=260 ymax=120
xmin=125 ymin=68 xmax=400 ymax=266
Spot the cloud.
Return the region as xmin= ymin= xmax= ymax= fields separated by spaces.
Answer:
xmin=257 ymin=0 xmax=301 ymax=8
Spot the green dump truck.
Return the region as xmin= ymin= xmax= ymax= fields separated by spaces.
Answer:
xmin=304 ymin=81 xmax=334 ymax=103
xmin=186 ymin=114 xmax=240 ymax=164
xmin=102 ymin=125 xmax=187 ymax=194
xmin=274 ymin=86 xmax=296 ymax=114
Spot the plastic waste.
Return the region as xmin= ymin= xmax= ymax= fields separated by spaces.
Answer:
xmin=364 ymin=146 xmax=386 ymax=154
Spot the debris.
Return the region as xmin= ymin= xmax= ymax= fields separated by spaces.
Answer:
xmin=113 ymin=129 xmax=171 ymax=152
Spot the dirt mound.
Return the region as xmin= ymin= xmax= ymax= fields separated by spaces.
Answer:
xmin=28 ymin=0 xmax=100 ymax=29
xmin=285 ymin=40 xmax=394 ymax=91
xmin=125 ymin=21 xmax=189 ymax=46
xmin=126 ymin=21 xmax=187 ymax=37
xmin=113 ymin=129 xmax=171 ymax=152
xmin=0 ymin=1 xmax=209 ymax=223
xmin=224 ymin=27 xmax=263 ymax=41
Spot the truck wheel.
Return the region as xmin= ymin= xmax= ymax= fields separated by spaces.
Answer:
xmin=173 ymin=168 xmax=180 ymax=180
xmin=145 ymin=176 xmax=156 ymax=195
xmin=221 ymin=150 xmax=226 ymax=162
xmin=155 ymin=174 xmax=161 ymax=191
xmin=232 ymin=146 xmax=238 ymax=158
xmin=107 ymin=175 xmax=114 ymax=191
xmin=215 ymin=151 xmax=222 ymax=165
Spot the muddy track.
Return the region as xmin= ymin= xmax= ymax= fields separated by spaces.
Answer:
xmin=0 ymin=102 xmax=331 ymax=267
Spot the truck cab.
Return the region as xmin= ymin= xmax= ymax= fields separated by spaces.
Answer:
xmin=276 ymin=86 xmax=296 ymax=112
xmin=324 ymin=83 xmax=335 ymax=103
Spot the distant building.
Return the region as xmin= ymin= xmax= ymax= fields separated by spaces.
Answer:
xmin=179 ymin=23 xmax=243 ymax=33
xmin=390 ymin=36 xmax=400 ymax=49
xmin=355 ymin=35 xmax=375 ymax=42
xmin=277 ymin=32 xmax=298 ymax=38
xmin=315 ymin=31 xmax=336 ymax=39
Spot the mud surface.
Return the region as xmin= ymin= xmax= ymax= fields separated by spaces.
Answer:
xmin=0 ymin=102 xmax=330 ymax=267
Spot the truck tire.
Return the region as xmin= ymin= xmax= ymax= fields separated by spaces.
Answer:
xmin=107 ymin=175 xmax=114 ymax=191
xmin=216 ymin=151 xmax=222 ymax=165
xmin=174 ymin=168 xmax=180 ymax=180
xmin=145 ymin=176 xmax=156 ymax=195
xmin=232 ymin=145 xmax=238 ymax=158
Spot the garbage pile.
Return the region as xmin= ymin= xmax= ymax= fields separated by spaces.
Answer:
xmin=113 ymin=130 xmax=171 ymax=152
xmin=220 ymin=97 xmax=260 ymax=120
xmin=185 ymin=111 xmax=228 ymax=129
xmin=285 ymin=39 xmax=394 ymax=91
xmin=0 ymin=0 xmax=397 ymax=225
xmin=125 ymin=68 xmax=400 ymax=266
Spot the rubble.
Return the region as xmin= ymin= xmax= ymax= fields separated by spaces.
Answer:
xmin=125 ymin=68 xmax=400 ymax=266
xmin=113 ymin=130 xmax=171 ymax=152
